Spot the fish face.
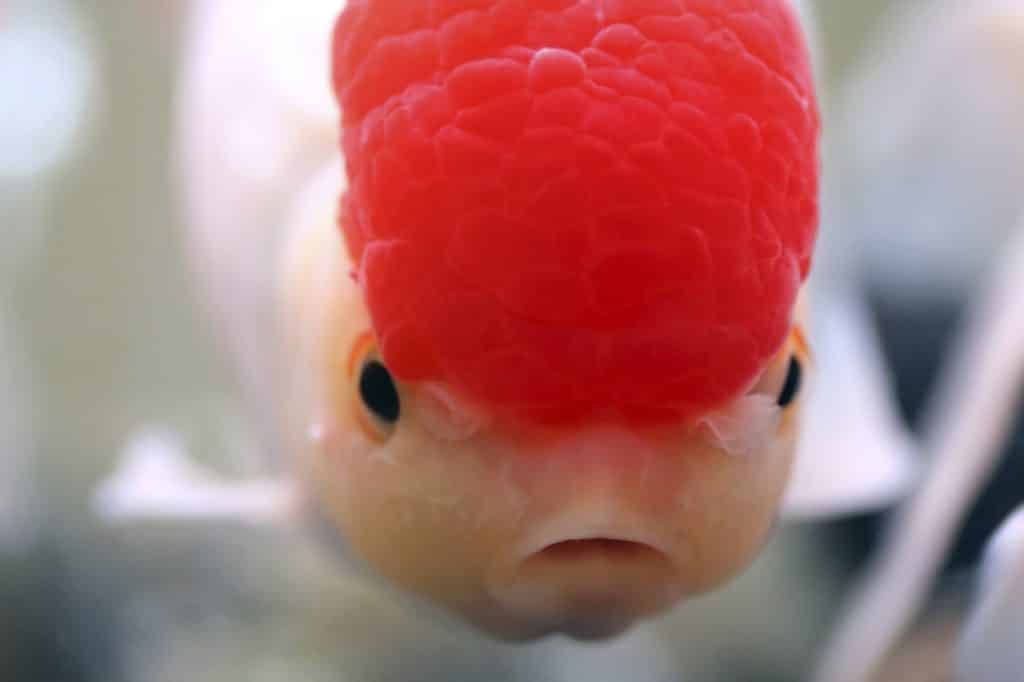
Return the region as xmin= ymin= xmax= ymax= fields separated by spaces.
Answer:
xmin=287 ymin=219 xmax=808 ymax=640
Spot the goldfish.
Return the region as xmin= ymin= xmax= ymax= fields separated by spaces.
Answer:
xmin=103 ymin=0 xmax=822 ymax=643
xmin=280 ymin=0 xmax=819 ymax=641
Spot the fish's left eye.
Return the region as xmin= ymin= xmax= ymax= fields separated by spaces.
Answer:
xmin=777 ymin=356 xmax=802 ymax=408
xmin=348 ymin=332 xmax=401 ymax=441
xmin=360 ymin=360 xmax=400 ymax=424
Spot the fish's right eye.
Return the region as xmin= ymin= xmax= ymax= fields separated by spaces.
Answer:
xmin=777 ymin=356 xmax=802 ymax=408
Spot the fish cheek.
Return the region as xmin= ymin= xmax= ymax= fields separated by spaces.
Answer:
xmin=310 ymin=421 xmax=533 ymax=633
xmin=672 ymin=416 xmax=800 ymax=593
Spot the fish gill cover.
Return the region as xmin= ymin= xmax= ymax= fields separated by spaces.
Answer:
xmin=332 ymin=0 xmax=820 ymax=426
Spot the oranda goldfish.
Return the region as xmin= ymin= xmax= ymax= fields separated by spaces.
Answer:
xmin=105 ymin=0 xmax=822 ymax=642
xmin=289 ymin=0 xmax=818 ymax=641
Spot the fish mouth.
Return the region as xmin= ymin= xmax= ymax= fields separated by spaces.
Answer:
xmin=516 ymin=517 xmax=673 ymax=567
xmin=488 ymin=523 xmax=683 ymax=639
xmin=522 ymin=535 xmax=671 ymax=568
xmin=516 ymin=532 xmax=678 ymax=603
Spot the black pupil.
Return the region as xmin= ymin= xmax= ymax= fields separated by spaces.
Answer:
xmin=360 ymin=361 xmax=400 ymax=423
xmin=777 ymin=357 xmax=802 ymax=408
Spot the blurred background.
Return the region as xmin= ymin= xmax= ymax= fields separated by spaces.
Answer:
xmin=2 ymin=1 xmax=1022 ymax=680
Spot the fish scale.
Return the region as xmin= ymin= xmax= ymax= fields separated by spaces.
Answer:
xmin=332 ymin=0 xmax=819 ymax=426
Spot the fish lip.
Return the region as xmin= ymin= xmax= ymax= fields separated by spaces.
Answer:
xmin=514 ymin=517 xmax=673 ymax=567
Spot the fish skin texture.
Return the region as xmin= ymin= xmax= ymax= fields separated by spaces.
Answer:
xmin=332 ymin=0 xmax=819 ymax=426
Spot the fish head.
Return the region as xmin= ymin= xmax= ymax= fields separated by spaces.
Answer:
xmin=296 ymin=257 xmax=811 ymax=640
xmin=294 ymin=0 xmax=820 ymax=640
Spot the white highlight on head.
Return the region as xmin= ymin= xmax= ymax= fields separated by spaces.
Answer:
xmin=308 ymin=421 xmax=328 ymax=445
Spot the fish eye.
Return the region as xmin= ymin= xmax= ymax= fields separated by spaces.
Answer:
xmin=359 ymin=359 xmax=401 ymax=424
xmin=777 ymin=356 xmax=802 ymax=408
xmin=348 ymin=333 xmax=400 ymax=441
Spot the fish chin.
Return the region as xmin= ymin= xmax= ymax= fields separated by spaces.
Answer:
xmin=487 ymin=566 xmax=683 ymax=642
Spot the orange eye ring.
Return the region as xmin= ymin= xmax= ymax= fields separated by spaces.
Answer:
xmin=791 ymin=324 xmax=812 ymax=365
xmin=347 ymin=331 xmax=377 ymax=378
xmin=348 ymin=331 xmax=400 ymax=443
xmin=777 ymin=324 xmax=811 ymax=409
xmin=747 ymin=324 xmax=811 ymax=407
